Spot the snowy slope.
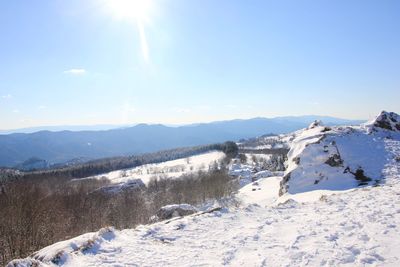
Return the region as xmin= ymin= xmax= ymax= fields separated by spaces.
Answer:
xmin=87 ymin=151 xmax=225 ymax=185
xmin=10 ymin=157 xmax=400 ymax=266
xmin=8 ymin=111 xmax=400 ymax=267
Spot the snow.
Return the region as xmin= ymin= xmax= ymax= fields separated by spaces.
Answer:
xmin=95 ymin=179 xmax=145 ymax=194
xmin=8 ymin=112 xmax=400 ymax=267
xmin=88 ymin=151 xmax=225 ymax=185
xmin=285 ymin=125 xmax=326 ymax=174
xmin=8 ymin=228 xmax=117 ymax=267
xmin=238 ymin=176 xmax=281 ymax=206
xmin=11 ymin=160 xmax=400 ymax=266
xmin=244 ymin=153 xmax=272 ymax=163
xmin=159 ymin=203 xmax=196 ymax=212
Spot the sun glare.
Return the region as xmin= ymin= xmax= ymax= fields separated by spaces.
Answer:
xmin=104 ymin=0 xmax=154 ymax=62
xmin=106 ymin=0 xmax=153 ymax=22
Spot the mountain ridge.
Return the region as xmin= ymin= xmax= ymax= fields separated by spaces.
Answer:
xmin=0 ymin=115 xmax=363 ymax=134
xmin=0 ymin=116 xmax=363 ymax=168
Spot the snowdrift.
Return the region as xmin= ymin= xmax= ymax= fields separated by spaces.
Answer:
xmin=7 ymin=227 xmax=116 ymax=267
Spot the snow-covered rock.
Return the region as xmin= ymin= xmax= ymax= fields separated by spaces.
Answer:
xmin=7 ymin=227 xmax=116 ymax=267
xmin=279 ymin=111 xmax=400 ymax=196
xmin=307 ymin=119 xmax=324 ymax=129
xmin=364 ymin=111 xmax=400 ymax=132
xmin=155 ymin=204 xmax=198 ymax=221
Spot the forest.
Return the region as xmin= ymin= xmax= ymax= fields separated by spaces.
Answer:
xmin=0 ymin=142 xmax=239 ymax=265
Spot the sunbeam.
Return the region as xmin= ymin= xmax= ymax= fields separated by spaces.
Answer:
xmin=104 ymin=0 xmax=153 ymax=62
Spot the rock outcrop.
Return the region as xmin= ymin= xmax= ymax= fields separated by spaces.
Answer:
xmin=155 ymin=204 xmax=198 ymax=221
xmin=364 ymin=111 xmax=400 ymax=132
xmin=279 ymin=111 xmax=399 ymax=195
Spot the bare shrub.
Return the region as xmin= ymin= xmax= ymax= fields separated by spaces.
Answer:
xmin=1 ymin=168 xmax=237 ymax=266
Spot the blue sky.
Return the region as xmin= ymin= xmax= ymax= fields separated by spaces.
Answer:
xmin=0 ymin=0 xmax=399 ymax=130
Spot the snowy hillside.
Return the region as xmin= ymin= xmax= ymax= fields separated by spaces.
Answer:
xmin=8 ymin=111 xmax=400 ymax=267
xmin=86 ymin=151 xmax=226 ymax=186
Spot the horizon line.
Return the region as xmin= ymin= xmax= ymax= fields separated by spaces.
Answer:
xmin=0 ymin=114 xmax=367 ymax=134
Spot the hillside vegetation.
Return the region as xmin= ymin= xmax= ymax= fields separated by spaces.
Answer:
xmin=0 ymin=142 xmax=240 ymax=266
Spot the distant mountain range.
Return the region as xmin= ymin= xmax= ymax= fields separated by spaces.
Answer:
xmin=0 ymin=124 xmax=132 ymax=134
xmin=0 ymin=116 xmax=364 ymax=168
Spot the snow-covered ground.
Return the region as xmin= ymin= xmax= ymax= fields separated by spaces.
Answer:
xmin=9 ymin=111 xmax=400 ymax=267
xmin=11 ymin=164 xmax=400 ymax=266
xmin=88 ymin=151 xmax=225 ymax=185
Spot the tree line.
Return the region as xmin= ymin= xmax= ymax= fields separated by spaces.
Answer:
xmin=1 ymin=141 xmax=238 ymax=183
xmin=0 ymin=142 xmax=239 ymax=265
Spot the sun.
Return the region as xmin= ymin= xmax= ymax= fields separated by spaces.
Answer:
xmin=103 ymin=0 xmax=154 ymax=62
xmin=105 ymin=0 xmax=153 ymax=22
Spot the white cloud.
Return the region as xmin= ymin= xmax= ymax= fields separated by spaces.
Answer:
xmin=38 ymin=105 xmax=47 ymax=110
xmin=12 ymin=109 xmax=20 ymax=113
xmin=63 ymin=68 xmax=86 ymax=75
xmin=1 ymin=94 xmax=12 ymax=99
